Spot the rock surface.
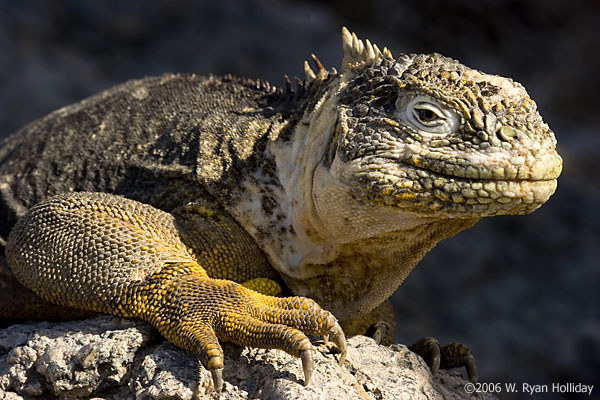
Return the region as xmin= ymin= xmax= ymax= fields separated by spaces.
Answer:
xmin=0 ymin=315 xmax=496 ymax=399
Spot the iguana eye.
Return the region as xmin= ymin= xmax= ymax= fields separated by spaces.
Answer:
xmin=413 ymin=104 xmax=444 ymax=126
xmin=398 ymin=96 xmax=459 ymax=136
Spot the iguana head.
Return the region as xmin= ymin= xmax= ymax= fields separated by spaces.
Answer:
xmin=270 ymin=27 xmax=562 ymax=260
xmin=318 ymin=28 xmax=562 ymax=219
xmin=247 ymin=28 xmax=562 ymax=320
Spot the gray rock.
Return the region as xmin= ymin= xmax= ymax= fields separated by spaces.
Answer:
xmin=0 ymin=316 xmax=154 ymax=399
xmin=0 ymin=316 xmax=497 ymax=399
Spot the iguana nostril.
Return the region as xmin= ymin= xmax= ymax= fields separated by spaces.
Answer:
xmin=497 ymin=125 xmax=518 ymax=142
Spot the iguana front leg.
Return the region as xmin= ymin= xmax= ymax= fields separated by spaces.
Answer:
xmin=5 ymin=192 xmax=346 ymax=392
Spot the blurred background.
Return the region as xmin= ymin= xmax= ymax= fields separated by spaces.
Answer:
xmin=0 ymin=1 xmax=598 ymax=398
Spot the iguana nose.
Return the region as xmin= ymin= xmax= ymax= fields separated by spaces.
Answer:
xmin=495 ymin=125 xmax=562 ymax=181
xmin=496 ymin=126 xmax=518 ymax=142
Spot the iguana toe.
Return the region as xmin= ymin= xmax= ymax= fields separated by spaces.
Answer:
xmin=371 ymin=322 xmax=389 ymax=345
xmin=240 ymin=277 xmax=283 ymax=296
xmin=341 ymin=300 xmax=395 ymax=345
xmin=410 ymin=337 xmax=441 ymax=375
xmin=409 ymin=337 xmax=478 ymax=382
xmin=439 ymin=343 xmax=478 ymax=383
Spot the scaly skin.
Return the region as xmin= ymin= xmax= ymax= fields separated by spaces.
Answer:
xmin=6 ymin=192 xmax=346 ymax=391
xmin=0 ymin=28 xmax=561 ymax=390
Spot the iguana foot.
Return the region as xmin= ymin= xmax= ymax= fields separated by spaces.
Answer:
xmin=118 ymin=263 xmax=346 ymax=392
xmin=409 ymin=337 xmax=478 ymax=382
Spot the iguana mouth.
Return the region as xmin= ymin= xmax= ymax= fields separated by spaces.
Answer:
xmin=366 ymin=141 xmax=563 ymax=181
xmin=402 ymin=151 xmax=562 ymax=182
xmin=351 ymin=156 xmax=559 ymax=216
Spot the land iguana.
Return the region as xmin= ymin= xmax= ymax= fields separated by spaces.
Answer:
xmin=0 ymin=28 xmax=561 ymax=392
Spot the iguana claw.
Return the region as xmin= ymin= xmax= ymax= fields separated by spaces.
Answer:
xmin=464 ymin=354 xmax=478 ymax=383
xmin=328 ymin=322 xmax=347 ymax=365
xmin=211 ymin=368 xmax=224 ymax=393
xmin=301 ymin=350 xmax=314 ymax=385
xmin=302 ymin=320 xmax=346 ymax=385
xmin=371 ymin=322 xmax=388 ymax=345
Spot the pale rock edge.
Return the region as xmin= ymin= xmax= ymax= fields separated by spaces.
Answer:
xmin=0 ymin=316 xmax=497 ymax=399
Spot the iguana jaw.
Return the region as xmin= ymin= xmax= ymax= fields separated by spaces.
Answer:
xmin=342 ymin=153 xmax=560 ymax=218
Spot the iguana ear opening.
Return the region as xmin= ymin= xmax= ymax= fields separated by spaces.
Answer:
xmin=341 ymin=27 xmax=393 ymax=73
